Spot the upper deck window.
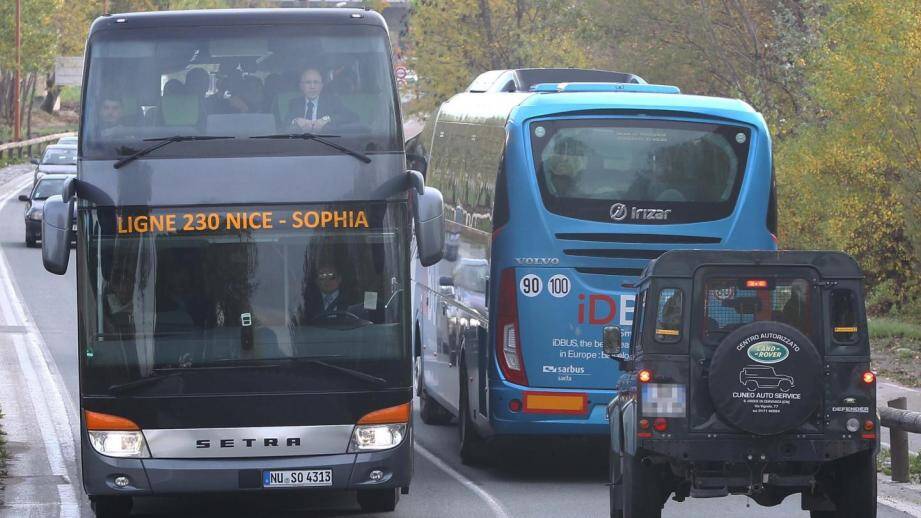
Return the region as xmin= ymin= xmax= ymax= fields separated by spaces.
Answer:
xmin=83 ymin=24 xmax=399 ymax=160
xmin=530 ymin=119 xmax=750 ymax=224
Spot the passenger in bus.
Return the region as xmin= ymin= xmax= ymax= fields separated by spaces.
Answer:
xmin=285 ymin=68 xmax=358 ymax=132
xmin=98 ymin=97 xmax=127 ymax=135
xmin=186 ymin=68 xmax=211 ymax=100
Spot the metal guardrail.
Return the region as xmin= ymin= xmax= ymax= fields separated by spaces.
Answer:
xmin=881 ymin=397 xmax=920 ymax=483
xmin=0 ymin=132 xmax=75 ymax=162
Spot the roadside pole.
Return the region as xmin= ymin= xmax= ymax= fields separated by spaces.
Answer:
xmin=14 ymin=0 xmax=22 ymax=141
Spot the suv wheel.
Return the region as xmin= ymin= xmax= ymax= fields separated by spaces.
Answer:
xmin=25 ymin=234 xmax=36 ymax=248
xmin=357 ymin=488 xmax=399 ymax=513
xmin=91 ymin=496 xmax=133 ymax=518
xmin=458 ymin=360 xmax=488 ymax=466
xmin=829 ymin=450 xmax=876 ymax=518
xmin=622 ymin=450 xmax=664 ymax=518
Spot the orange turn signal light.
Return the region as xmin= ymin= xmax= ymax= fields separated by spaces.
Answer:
xmin=864 ymin=420 xmax=875 ymax=431
xmin=357 ymin=402 xmax=412 ymax=425
xmin=639 ymin=418 xmax=650 ymax=430
xmin=84 ymin=410 xmax=140 ymax=431
xmin=638 ymin=369 xmax=653 ymax=383
xmin=861 ymin=371 xmax=876 ymax=385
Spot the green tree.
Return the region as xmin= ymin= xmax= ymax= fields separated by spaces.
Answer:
xmin=406 ymin=0 xmax=593 ymax=114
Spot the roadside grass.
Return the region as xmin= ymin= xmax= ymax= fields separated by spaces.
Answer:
xmin=877 ymin=447 xmax=921 ymax=484
xmin=1 ymin=406 xmax=8 ymax=503
xmin=870 ymin=317 xmax=921 ymax=387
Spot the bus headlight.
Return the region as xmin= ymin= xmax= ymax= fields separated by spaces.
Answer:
xmin=88 ymin=430 xmax=151 ymax=458
xmin=348 ymin=424 xmax=406 ymax=452
xmin=640 ymin=383 xmax=687 ymax=418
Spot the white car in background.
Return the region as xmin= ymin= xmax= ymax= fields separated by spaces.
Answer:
xmin=31 ymin=144 xmax=77 ymax=186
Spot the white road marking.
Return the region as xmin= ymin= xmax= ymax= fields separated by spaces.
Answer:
xmin=878 ymin=494 xmax=921 ymax=518
xmin=880 ymin=382 xmax=920 ymax=394
xmin=415 ymin=443 xmax=512 ymax=518
xmin=0 ymin=175 xmax=82 ymax=516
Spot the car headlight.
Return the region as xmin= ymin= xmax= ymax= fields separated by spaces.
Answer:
xmin=641 ymin=383 xmax=687 ymax=417
xmin=87 ymin=430 xmax=151 ymax=458
xmin=28 ymin=209 xmax=43 ymax=221
xmin=348 ymin=423 xmax=406 ymax=452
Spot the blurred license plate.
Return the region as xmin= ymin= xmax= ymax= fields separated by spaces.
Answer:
xmin=263 ymin=469 xmax=332 ymax=488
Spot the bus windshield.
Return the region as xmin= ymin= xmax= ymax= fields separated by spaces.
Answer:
xmin=530 ymin=119 xmax=751 ymax=223
xmin=82 ymin=24 xmax=399 ymax=160
xmin=80 ymin=203 xmax=408 ymax=396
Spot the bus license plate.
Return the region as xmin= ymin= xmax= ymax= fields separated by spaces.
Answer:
xmin=263 ymin=469 xmax=332 ymax=488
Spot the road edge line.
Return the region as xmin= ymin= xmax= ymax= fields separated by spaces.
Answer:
xmin=415 ymin=443 xmax=512 ymax=518
xmin=0 ymin=174 xmax=82 ymax=515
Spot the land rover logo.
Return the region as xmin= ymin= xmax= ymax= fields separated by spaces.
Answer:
xmin=610 ymin=203 xmax=628 ymax=221
xmin=747 ymin=341 xmax=790 ymax=364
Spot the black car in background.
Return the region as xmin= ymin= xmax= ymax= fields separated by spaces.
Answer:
xmin=19 ymin=174 xmax=75 ymax=247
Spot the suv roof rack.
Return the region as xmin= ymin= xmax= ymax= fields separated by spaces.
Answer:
xmin=530 ymin=82 xmax=681 ymax=94
xmin=466 ymin=68 xmax=645 ymax=93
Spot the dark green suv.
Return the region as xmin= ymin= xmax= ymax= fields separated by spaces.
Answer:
xmin=606 ymin=250 xmax=878 ymax=518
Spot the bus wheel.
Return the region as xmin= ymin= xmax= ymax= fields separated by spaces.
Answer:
xmin=91 ymin=496 xmax=133 ymax=518
xmin=357 ymin=488 xmax=399 ymax=513
xmin=419 ymin=386 xmax=452 ymax=425
xmin=622 ymin=450 xmax=664 ymax=518
xmin=458 ymin=361 xmax=488 ymax=466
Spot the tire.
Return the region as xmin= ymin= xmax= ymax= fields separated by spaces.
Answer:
xmin=458 ymin=360 xmax=488 ymax=466
xmin=778 ymin=379 xmax=792 ymax=392
xmin=357 ymin=488 xmax=399 ymax=513
xmin=828 ymin=450 xmax=876 ymax=518
xmin=25 ymin=234 xmax=36 ymax=248
xmin=609 ymin=450 xmax=624 ymax=518
xmin=91 ymin=496 xmax=133 ymax=518
xmin=419 ymin=386 xmax=452 ymax=426
xmin=622 ymin=451 xmax=664 ymax=518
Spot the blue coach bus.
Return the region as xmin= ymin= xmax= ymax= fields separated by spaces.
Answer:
xmin=407 ymin=69 xmax=777 ymax=463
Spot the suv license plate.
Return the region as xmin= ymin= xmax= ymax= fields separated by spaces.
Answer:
xmin=263 ymin=469 xmax=332 ymax=488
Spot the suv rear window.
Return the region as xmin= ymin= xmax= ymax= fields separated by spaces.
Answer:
xmin=703 ymin=278 xmax=811 ymax=341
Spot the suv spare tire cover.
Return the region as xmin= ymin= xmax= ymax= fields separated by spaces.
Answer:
xmin=708 ymin=322 xmax=822 ymax=435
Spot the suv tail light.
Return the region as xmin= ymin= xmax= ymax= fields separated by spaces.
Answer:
xmin=497 ymin=268 xmax=528 ymax=386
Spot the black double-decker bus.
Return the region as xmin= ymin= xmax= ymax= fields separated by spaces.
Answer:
xmin=41 ymin=9 xmax=443 ymax=517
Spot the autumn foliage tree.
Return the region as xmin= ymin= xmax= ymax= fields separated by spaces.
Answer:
xmin=406 ymin=0 xmax=592 ymax=113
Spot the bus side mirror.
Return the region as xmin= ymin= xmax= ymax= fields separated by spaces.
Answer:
xmin=413 ymin=186 xmax=445 ymax=267
xmin=42 ymin=177 xmax=76 ymax=275
xmin=406 ymin=153 xmax=428 ymax=178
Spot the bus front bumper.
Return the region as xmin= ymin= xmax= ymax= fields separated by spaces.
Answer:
xmin=485 ymin=382 xmax=616 ymax=436
xmin=82 ymin=436 xmax=412 ymax=497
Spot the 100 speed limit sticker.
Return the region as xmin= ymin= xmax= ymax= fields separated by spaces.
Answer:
xmin=519 ymin=273 xmax=571 ymax=298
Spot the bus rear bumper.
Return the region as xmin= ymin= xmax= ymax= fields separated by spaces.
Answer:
xmin=484 ymin=383 xmax=616 ymax=436
xmin=82 ymin=436 xmax=412 ymax=497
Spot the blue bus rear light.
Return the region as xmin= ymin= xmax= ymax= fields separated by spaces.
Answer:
xmin=530 ymin=82 xmax=681 ymax=94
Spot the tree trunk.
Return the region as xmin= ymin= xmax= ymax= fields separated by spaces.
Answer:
xmin=26 ymin=72 xmax=37 ymax=138
xmin=40 ymin=73 xmax=61 ymax=114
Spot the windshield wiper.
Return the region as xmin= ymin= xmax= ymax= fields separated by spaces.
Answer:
xmin=250 ymin=132 xmax=372 ymax=164
xmin=113 ymin=135 xmax=234 ymax=170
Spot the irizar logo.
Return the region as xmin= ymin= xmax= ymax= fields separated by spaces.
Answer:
xmin=609 ymin=203 xmax=672 ymax=221
xmin=747 ymin=341 xmax=790 ymax=364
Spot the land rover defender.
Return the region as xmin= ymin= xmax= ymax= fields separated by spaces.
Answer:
xmin=606 ymin=250 xmax=878 ymax=518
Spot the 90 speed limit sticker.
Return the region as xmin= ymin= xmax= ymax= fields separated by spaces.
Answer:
xmin=548 ymin=274 xmax=571 ymax=298
xmin=520 ymin=274 xmax=542 ymax=297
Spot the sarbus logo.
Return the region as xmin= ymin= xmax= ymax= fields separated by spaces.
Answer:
xmin=747 ymin=341 xmax=790 ymax=364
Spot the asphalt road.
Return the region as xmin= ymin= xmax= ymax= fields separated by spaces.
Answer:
xmin=0 ymin=169 xmax=913 ymax=518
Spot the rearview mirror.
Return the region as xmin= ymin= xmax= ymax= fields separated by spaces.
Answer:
xmin=30 ymin=157 xmax=40 ymax=166
xmin=408 ymin=171 xmax=444 ymax=267
xmin=42 ymin=178 xmax=76 ymax=275
xmin=603 ymin=325 xmax=628 ymax=361
xmin=18 ymin=194 xmax=29 ymax=202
